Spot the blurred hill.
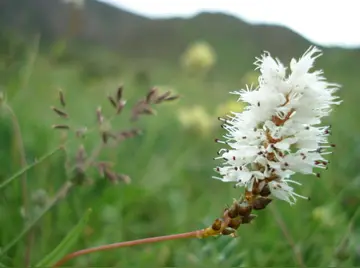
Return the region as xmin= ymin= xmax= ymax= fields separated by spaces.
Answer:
xmin=0 ymin=0 xmax=334 ymax=60
xmin=0 ymin=0 xmax=359 ymax=80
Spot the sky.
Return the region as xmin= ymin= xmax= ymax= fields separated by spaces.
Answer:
xmin=98 ymin=0 xmax=359 ymax=48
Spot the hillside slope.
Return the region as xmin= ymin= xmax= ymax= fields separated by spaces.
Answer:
xmin=0 ymin=0 xmax=359 ymax=82
xmin=0 ymin=0 xmax=311 ymax=59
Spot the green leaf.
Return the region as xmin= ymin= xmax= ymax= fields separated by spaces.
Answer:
xmin=35 ymin=208 xmax=92 ymax=267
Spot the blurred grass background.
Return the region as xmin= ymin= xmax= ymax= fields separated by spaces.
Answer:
xmin=0 ymin=0 xmax=360 ymax=267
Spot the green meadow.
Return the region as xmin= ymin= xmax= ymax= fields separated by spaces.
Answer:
xmin=1 ymin=3 xmax=360 ymax=267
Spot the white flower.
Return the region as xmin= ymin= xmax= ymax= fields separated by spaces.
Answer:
xmin=214 ymin=46 xmax=341 ymax=205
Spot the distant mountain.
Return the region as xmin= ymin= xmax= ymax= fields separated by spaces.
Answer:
xmin=0 ymin=0 xmax=359 ymax=77
xmin=0 ymin=1 xmax=310 ymax=55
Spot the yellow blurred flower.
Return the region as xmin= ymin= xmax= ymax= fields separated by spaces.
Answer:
xmin=177 ymin=105 xmax=214 ymax=136
xmin=241 ymin=71 xmax=259 ymax=86
xmin=216 ymin=100 xmax=246 ymax=117
xmin=312 ymin=205 xmax=336 ymax=227
xmin=181 ymin=41 xmax=216 ymax=75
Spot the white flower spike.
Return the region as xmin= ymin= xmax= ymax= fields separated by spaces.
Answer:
xmin=214 ymin=46 xmax=341 ymax=205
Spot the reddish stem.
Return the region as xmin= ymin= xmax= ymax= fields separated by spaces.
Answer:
xmin=53 ymin=229 xmax=204 ymax=267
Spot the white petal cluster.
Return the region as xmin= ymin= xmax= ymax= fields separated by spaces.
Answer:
xmin=214 ymin=46 xmax=341 ymax=204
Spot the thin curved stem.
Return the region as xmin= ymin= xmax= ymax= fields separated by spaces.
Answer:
xmin=270 ymin=205 xmax=306 ymax=268
xmin=3 ymin=104 xmax=31 ymax=266
xmin=53 ymin=230 xmax=204 ymax=267
xmin=4 ymin=104 xmax=28 ymax=204
xmin=0 ymin=146 xmax=62 ymax=190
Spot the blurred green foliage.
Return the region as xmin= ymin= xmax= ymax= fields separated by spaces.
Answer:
xmin=0 ymin=23 xmax=360 ymax=268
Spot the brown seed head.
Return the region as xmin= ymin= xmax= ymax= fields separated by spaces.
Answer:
xmin=51 ymin=106 xmax=68 ymax=118
xmin=241 ymin=214 xmax=257 ymax=224
xmin=155 ymin=91 xmax=171 ymax=103
xmin=141 ymin=106 xmax=156 ymax=115
xmin=103 ymin=168 xmax=118 ymax=184
xmin=211 ymin=218 xmax=223 ymax=231
xmin=116 ymin=100 xmax=126 ymax=114
xmin=116 ymin=85 xmax=124 ymax=101
xmin=146 ymin=87 xmax=158 ymax=103
xmin=259 ymin=183 xmax=271 ymax=197
xmin=117 ymin=129 xmax=141 ymax=142
xmin=237 ymin=203 xmax=252 ymax=217
xmin=58 ymin=89 xmax=66 ymax=107
xmin=117 ymin=173 xmax=131 ymax=184
xmin=71 ymin=166 xmax=87 ymax=185
xmin=252 ymin=197 xmax=273 ymax=210
xmin=52 ymin=124 xmax=70 ymax=130
xmin=108 ymin=95 xmax=117 ymax=108
xmin=228 ymin=217 xmax=242 ymax=229
xmin=228 ymin=200 xmax=241 ymax=218
xmin=221 ymin=227 xmax=236 ymax=235
xmin=164 ymin=95 xmax=180 ymax=102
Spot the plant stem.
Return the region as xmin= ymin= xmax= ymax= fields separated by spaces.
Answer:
xmin=83 ymin=142 xmax=104 ymax=170
xmin=53 ymin=230 xmax=204 ymax=267
xmin=20 ymin=35 xmax=40 ymax=92
xmin=0 ymin=146 xmax=62 ymax=190
xmin=3 ymin=103 xmax=31 ymax=266
xmin=270 ymin=205 xmax=306 ymax=268
xmin=1 ymin=181 xmax=74 ymax=256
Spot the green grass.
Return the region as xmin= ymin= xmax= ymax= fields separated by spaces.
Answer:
xmin=0 ymin=35 xmax=360 ymax=268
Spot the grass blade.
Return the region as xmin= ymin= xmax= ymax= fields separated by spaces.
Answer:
xmin=0 ymin=146 xmax=62 ymax=190
xmin=35 ymin=208 xmax=92 ymax=267
xmin=1 ymin=182 xmax=73 ymax=257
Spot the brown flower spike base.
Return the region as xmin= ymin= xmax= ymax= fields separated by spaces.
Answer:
xmin=53 ymin=190 xmax=272 ymax=267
